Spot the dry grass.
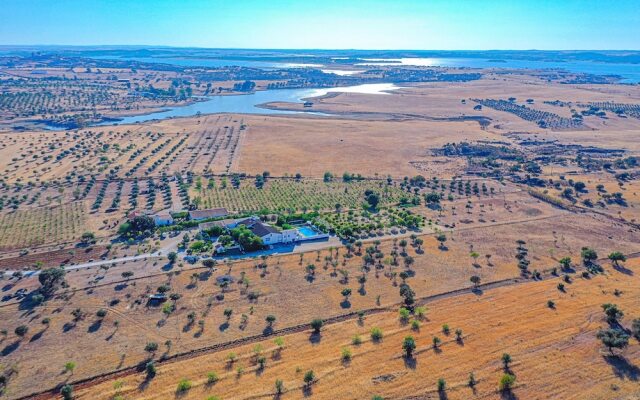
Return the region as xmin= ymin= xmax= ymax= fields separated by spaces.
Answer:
xmin=72 ymin=258 xmax=640 ymax=400
xmin=1 ymin=205 xmax=639 ymax=398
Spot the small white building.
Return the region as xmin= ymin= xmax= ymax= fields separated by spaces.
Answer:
xmin=152 ymin=210 xmax=174 ymax=226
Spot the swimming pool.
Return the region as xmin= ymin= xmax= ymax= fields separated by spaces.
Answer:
xmin=297 ymin=226 xmax=319 ymax=238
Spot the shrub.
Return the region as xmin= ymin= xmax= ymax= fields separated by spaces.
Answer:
xmin=437 ymin=378 xmax=446 ymax=392
xmin=352 ymin=335 xmax=363 ymax=345
xmin=442 ymin=324 xmax=450 ymax=334
xmin=275 ymin=379 xmax=284 ymax=394
xmin=303 ymin=370 xmax=315 ymax=386
xmin=144 ymin=342 xmax=159 ymax=353
xmin=370 ymin=327 xmax=383 ymax=342
xmin=96 ymin=309 xmax=107 ymax=318
xmin=207 ymin=372 xmax=218 ymax=384
xmin=341 ymin=347 xmax=352 ymax=361
xmin=14 ymin=325 xmax=28 ymax=337
xmin=176 ymin=378 xmax=192 ymax=393
xmin=64 ymin=361 xmax=76 ymax=373
xmin=398 ymin=307 xmax=410 ymax=322
xmin=146 ymin=361 xmax=156 ymax=377
xmin=500 ymin=373 xmax=516 ymax=390
xmin=468 ymin=372 xmax=477 ymax=387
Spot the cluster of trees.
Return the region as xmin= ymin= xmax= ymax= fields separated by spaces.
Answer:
xmin=118 ymin=215 xmax=156 ymax=238
xmin=229 ymin=225 xmax=264 ymax=252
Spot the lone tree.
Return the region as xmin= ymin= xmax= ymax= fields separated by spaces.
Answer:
xmin=38 ymin=267 xmax=66 ymax=296
xmin=167 ymin=252 xmax=178 ymax=264
xmin=60 ymin=384 xmax=74 ymax=400
xmin=501 ymin=353 xmax=512 ymax=369
xmin=559 ymin=257 xmax=572 ymax=270
xmin=311 ymin=319 xmax=324 ymax=334
xmin=399 ymin=283 xmax=415 ymax=308
xmin=597 ymin=328 xmax=629 ymax=354
xmin=602 ymin=303 xmax=624 ymax=323
xmin=470 ymin=275 xmax=481 ymax=289
xmin=121 ymin=271 xmax=134 ymax=281
xmin=499 ymin=373 xmax=516 ymax=391
xmin=266 ymin=315 xmax=276 ymax=327
xmin=14 ymin=325 xmax=28 ymax=338
xmin=581 ymin=247 xmax=598 ymax=265
xmin=303 ymin=370 xmax=315 ymax=387
xmin=608 ymin=251 xmax=626 ymax=267
xmin=402 ymin=336 xmax=417 ymax=358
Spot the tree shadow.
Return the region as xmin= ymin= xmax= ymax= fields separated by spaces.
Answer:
xmin=219 ymin=322 xmax=229 ymax=332
xmin=438 ymin=391 xmax=449 ymax=400
xmin=88 ymin=320 xmax=102 ymax=333
xmin=263 ymin=326 xmax=274 ymax=336
xmin=500 ymin=389 xmax=518 ymax=400
xmin=472 ymin=287 xmax=484 ymax=296
xmin=340 ymin=300 xmax=351 ymax=309
xmin=403 ymin=355 xmax=417 ymax=369
xmin=309 ymin=332 xmax=322 ymax=344
xmin=612 ymin=264 xmax=634 ymax=276
xmin=30 ymin=329 xmax=46 ymax=342
xmin=604 ymin=354 xmax=639 ymax=381
xmin=302 ymin=385 xmax=313 ymax=397
xmin=161 ymin=263 xmax=174 ymax=271
xmin=1 ymin=340 xmax=20 ymax=356
xmin=62 ymin=322 xmax=76 ymax=332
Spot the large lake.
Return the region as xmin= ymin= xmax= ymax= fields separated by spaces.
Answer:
xmin=96 ymin=83 xmax=401 ymax=126
xmin=98 ymin=55 xmax=640 ymax=83
xmin=356 ymin=57 xmax=640 ymax=83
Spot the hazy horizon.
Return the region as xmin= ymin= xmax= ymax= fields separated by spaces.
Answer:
xmin=1 ymin=0 xmax=639 ymax=50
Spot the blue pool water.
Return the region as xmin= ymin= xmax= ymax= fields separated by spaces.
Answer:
xmin=297 ymin=226 xmax=318 ymax=238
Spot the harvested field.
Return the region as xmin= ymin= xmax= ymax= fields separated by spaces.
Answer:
xmin=1 ymin=207 xmax=639 ymax=398
xmin=68 ymin=258 xmax=640 ymax=400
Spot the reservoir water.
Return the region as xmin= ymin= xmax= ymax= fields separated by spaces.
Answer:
xmin=96 ymin=83 xmax=402 ymax=126
xmin=99 ymin=55 xmax=639 ymax=83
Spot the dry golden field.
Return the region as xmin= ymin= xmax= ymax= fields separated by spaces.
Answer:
xmin=0 ymin=62 xmax=639 ymax=400
xmin=1 ymin=204 xmax=639 ymax=399
xmin=68 ymin=258 xmax=640 ymax=400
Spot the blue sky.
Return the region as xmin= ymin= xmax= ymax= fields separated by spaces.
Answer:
xmin=1 ymin=0 xmax=639 ymax=49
